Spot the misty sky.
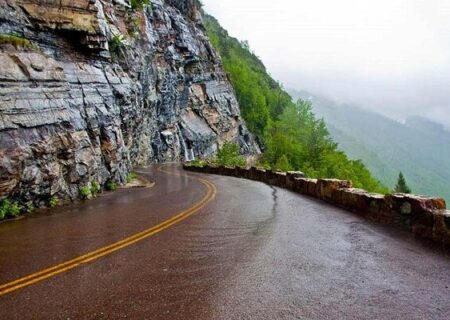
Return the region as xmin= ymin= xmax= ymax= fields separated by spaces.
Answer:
xmin=203 ymin=0 xmax=450 ymax=127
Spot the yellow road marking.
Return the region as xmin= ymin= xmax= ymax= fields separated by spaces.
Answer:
xmin=0 ymin=167 xmax=216 ymax=297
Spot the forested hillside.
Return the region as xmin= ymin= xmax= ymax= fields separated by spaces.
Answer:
xmin=204 ymin=15 xmax=387 ymax=193
xmin=291 ymin=91 xmax=450 ymax=201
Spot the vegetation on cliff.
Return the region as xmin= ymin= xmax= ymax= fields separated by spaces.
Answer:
xmin=190 ymin=142 xmax=247 ymax=168
xmin=0 ymin=34 xmax=35 ymax=49
xmin=289 ymin=91 xmax=450 ymax=201
xmin=204 ymin=15 xmax=388 ymax=193
xmin=130 ymin=0 xmax=151 ymax=10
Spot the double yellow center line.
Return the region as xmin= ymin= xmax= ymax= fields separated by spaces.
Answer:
xmin=0 ymin=171 xmax=216 ymax=297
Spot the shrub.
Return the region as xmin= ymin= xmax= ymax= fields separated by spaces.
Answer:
xmin=189 ymin=159 xmax=206 ymax=167
xmin=0 ymin=202 xmax=6 ymax=220
xmin=49 ymin=196 xmax=59 ymax=208
xmin=91 ymin=181 xmax=101 ymax=196
xmin=204 ymin=15 xmax=388 ymax=194
xmin=126 ymin=172 xmax=137 ymax=183
xmin=79 ymin=185 xmax=92 ymax=200
xmin=275 ymin=155 xmax=293 ymax=172
xmin=0 ymin=200 xmax=22 ymax=219
xmin=130 ymin=0 xmax=151 ymax=10
xmin=25 ymin=202 xmax=35 ymax=213
xmin=108 ymin=33 xmax=125 ymax=56
xmin=215 ymin=142 xmax=246 ymax=167
xmin=0 ymin=34 xmax=34 ymax=49
xmin=106 ymin=181 xmax=118 ymax=191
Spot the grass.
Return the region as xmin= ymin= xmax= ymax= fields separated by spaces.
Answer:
xmin=126 ymin=172 xmax=137 ymax=183
xmin=106 ymin=181 xmax=118 ymax=191
xmin=188 ymin=159 xmax=207 ymax=167
xmin=0 ymin=34 xmax=35 ymax=49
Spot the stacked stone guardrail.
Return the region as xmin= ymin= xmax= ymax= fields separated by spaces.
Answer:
xmin=184 ymin=164 xmax=450 ymax=247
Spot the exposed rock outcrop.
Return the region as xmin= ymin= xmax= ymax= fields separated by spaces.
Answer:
xmin=0 ymin=0 xmax=259 ymax=206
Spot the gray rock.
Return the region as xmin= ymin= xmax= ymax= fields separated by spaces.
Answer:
xmin=0 ymin=0 xmax=259 ymax=205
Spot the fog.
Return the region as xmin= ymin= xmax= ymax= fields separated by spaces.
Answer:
xmin=202 ymin=0 xmax=450 ymax=128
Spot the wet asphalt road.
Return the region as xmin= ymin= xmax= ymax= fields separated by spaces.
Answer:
xmin=0 ymin=164 xmax=449 ymax=319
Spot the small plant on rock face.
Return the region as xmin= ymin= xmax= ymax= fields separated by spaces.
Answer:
xmin=130 ymin=0 xmax=151 ymax=10
xmin=0 ymin=34 xmax=35 ymax=49
xmin=25 ymin=202 xmax=35 ymax=213
xmin=126 ymin=172 xmax=137 ymax=184
xmin=0 ymin=200 xmax=9 ymax=220
xmin=108 ymin=33 xmax=126 ymax=56
xmin=0 ymin=200 xmax=22 ymax=219
xmin=189 ymin=159 xmax=206 ymax=167
xmin=130 ymin=16 xmax=143 ymax=38
xmin=8 ymin=202 xmax=21 ymax=218
xmin=0 ymin=207 xmax=6 ymax=220
xmin=49 ymin=196 xmax=59 ymax=208
xmin=79 ymin=185 xmax=92 ymax=200
xmin=91 ymin=181 xmax=101 ymax=197
xmin=106 ymin=181 xmax=118 ymax=191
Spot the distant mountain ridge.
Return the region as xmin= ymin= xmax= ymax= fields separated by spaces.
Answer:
xmin=290 ymin=90 xmax=450 ymax=202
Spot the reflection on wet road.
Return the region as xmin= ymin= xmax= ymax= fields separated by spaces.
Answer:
xmin=0 ymin=164 xmax=449 ymax=319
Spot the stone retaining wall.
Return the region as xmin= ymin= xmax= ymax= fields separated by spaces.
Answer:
xmin=184 ymin=164 xmax=450 ymax=247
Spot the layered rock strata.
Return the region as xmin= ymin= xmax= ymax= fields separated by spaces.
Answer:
xmin=0 ymin=0 xmax=258 ymax=205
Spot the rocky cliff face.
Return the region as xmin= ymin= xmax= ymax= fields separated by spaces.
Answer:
xmin=0 ymin=0 xmax=258 ymax=206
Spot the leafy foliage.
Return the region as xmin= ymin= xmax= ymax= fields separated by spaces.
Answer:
xmin=126 ymin=172 xmax=137 ymax=184
xmin=130 ymin=0 xmax=151 ymax=10
xmin=106 ymin=181 xmax=118 ymax=191
xmin=394 ymin=172 xmax=411 ymax=194
xmin=205 ymin=16 xmax=292 ymax=137
xmin=215 ymin=142 xmax=247 ymax=167
xmin=0 ymin=200 xmax=22 ymax=220
xmin=49 ymin=196 xmax=59 ymax=208
xmin=189 ymin=159 xmax=207 ymax=167
xmin=25 ymin=202 xmax=35 ymax=213
xmin=275 ymin=154 xmax=292 ymax=172
xmin=290 ymin=91 xmax=450 ymax=201
xmin=79 ymin=180 xmax=104 ymax=200
xmin=108 ymin=34 xmax=125 ymax=56
xmin=204 ymin=15 xmax=387 ymax=193
xmin=91 ymin=181 xmax=101 ymax=196
xmin=79 ymin=185 xmax=92 ymax=200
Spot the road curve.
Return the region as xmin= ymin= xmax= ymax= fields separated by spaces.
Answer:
xmin=0 ymin=164 xmax=449 ymax=319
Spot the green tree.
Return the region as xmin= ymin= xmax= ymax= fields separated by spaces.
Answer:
xmin=216 ymin=142 xmax=246 ymax=167
xmin=394 ymin=172 xmax=411 ymax=194
xmin=275 ymin=155 xmax=293 ymax=172
xmin=205 ymin=14 xmax=388 ymax=194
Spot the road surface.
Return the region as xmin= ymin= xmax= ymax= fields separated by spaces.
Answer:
xmin=0 ymin=164 xmax=449 ymax=319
